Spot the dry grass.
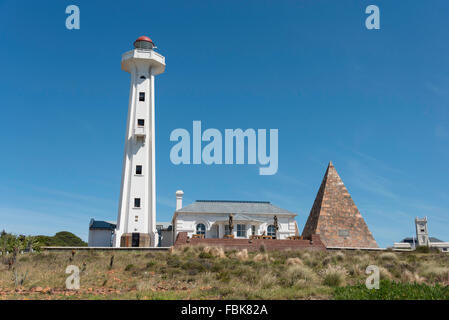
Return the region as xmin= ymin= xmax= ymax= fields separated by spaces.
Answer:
xmin=0 ymin=247 xmax=447 ymax=300
xmin=320 ymin=265 xmax=348 ymax=287
xmin=378 ymin=252 xmax=399 ymax=262
xmin=286 ymin=257 xmax=303 ymax=266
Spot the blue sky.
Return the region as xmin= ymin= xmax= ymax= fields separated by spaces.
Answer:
xmin=0 ymin=1 xmax=448 ymax=247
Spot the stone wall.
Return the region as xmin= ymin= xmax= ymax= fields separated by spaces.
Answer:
xmin=174 ymin=232 xmax=326 ymax=252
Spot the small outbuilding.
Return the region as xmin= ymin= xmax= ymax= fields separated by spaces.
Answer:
xmin=88 ymin=219 xmax=116 ymax=247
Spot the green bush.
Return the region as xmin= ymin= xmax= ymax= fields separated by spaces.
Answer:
xmin=124 ymin=264 xmax=134 ymax=271
xmin=334 ymin=280 xmax=449 ymax=300
xmin=415 ymin=246 xmax=440 ymax=254
xmin=34 ymin=232 xmax=86 ymax=247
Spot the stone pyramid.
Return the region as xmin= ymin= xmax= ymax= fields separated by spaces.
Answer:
xmin=302 ymin=162 xmax=378 ymax=248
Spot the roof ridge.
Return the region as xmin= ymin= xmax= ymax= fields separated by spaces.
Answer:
xmin=195 ymin=200 xmax=271 ymax=204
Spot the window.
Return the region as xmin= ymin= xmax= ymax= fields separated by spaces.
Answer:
xmin=140 ymin=76 xmax=146 ymax=80
xmin=224 ymin=225 xmax=231 ymax=236
xmin=237 ymin=224 xmax=246 ymax=237
xmin=139 ymin=92 xmax=145 ymax=101
xmin=135 ymin=165 xmax=142 ymax=175
xmin=267 ymin=225 xmax=276 ymax=238
xmin=196 ymin=223 xmax=206 ymax=236
xmin=134 ymin=198 xmax=141 ymax=208
xmin=137 ymin=119 xmax=145 ymax=127
xmin=135 ymin=215 xmax=138 ymax=222
xmin=251 ymin=225 xmax=256 ymax=236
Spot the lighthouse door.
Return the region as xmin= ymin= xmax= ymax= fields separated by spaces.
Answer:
xmin=132 ymin=233 xmax=140 ymax=247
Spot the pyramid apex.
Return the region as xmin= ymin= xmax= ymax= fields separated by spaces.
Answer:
xmin=328 ymin=161 xmax=334 ymax=167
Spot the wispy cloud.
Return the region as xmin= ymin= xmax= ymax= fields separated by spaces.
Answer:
xmin=345 ymin=158 xmax=398 ymax=200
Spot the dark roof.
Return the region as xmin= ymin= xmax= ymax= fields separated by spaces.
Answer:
xmin=401 ymin=237 xmax=444 ymax=243
xmin=176 ymin=200 xmax=295 ymax=215
xmin=89 ymin=220 xmax=116 ymax=230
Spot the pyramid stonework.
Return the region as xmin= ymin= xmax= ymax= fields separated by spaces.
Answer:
xmin=302 ymin=162 xmax=378 ymax=248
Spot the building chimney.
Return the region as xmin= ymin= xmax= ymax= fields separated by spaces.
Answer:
xmin=176 ymin=190 xmax=184 ymax=211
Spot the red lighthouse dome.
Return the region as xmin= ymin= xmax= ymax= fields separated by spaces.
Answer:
xmin=134 ymin=36 xmax=155 ymax=50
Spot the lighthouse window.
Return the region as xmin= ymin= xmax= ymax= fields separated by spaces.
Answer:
xmin=134 ymin=198 xmax=141 ymax=208
xmin=139 ymin=92 xmax=145 ymax=101
xmin=136 ymin=165 xmax=142 ymax=175
xmin=137 ymin=119 xmax=145 ymax=127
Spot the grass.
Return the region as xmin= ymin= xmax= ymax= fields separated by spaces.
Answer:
xmin=334 ymin=280 xmax=449 ymax=300
xmin=0 ymin=247 xmax=447 ymax=300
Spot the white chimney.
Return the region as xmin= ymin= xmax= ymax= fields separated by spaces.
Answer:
xmin=176 ymin=190 xmax=184 ymax=211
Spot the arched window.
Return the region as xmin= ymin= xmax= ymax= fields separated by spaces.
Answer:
xmin=140 ymin=75 xmax=146 ymax=80
xmin=196 ymin=223 xmax=206 ymax=236
xmin=267 ymin=225 xmax=276 ymax=238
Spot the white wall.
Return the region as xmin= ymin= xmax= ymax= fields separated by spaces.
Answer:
xmin=174 ymin=213 xmax=297 ymax=240
xmin=88 ymin=229 xmax=113 ymax=247
xmin=160 ymin=230 xmax=174 ymax=247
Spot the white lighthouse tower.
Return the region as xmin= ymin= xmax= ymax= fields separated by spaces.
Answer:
xmin=114 ymin=36 xmax=165 ymax=247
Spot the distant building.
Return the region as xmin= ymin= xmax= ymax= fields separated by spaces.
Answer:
xmin=156 ymin=222 xmax=173 ymax=247
xmin=88 ymin=219 xmax=116 ymax=247
xmin=415 ymin=217 xmax=429 ymax=246
xmin=172 ymin=191 xmax=298 ymax=242
xmin=394 ymin=217 xmax=449 ymax=252
xmin=302 ymin=162 xmax=378 ymax=249
xmin=88 ymin=219 xmax=172 ymax=247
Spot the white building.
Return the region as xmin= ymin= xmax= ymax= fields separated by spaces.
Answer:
xmin=113 ymin=36 xmax=165 ymax=247
xmin=89 ymin=219 xmax=172 ymax=247
xmin=393 ymin=217 xmax=449 ymax=252
xmin=172 ymin=191 xmax=299 ymax=241
xmin=88 ymin=219 xmax=116 ymax=247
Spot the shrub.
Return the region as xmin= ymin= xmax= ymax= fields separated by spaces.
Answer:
xmin=181 ymin=259 xmax=208 ymax=275
xmin=124 ymin=264 xmax=134 ymax=271
xmin=335 ymin=252 xmax=345 ymax=262
xmin=283 ymin=265 xmax=317 ymax=286
xmin=198 ymin=251 xmax=213 ymax=259
xmin=378 ymin=252 xmax=398 ymax=262
xmin=235 ymin=249 xmax=249 ymax=261
xmin=254 ymin=253 xmax=270 ymax=262
xmin=202 ymin=247 xmax=226 ymax=259
xmin=286 ymin=257 xmax=303 ymax=266
xmin=301 ymin=252 xmax=311 ymax=260
xmin=401 ymin=270 xmax=425 ymax=284
xmin=415 ymin=246 xmax=441 ymax=254
xmin=421 ymin=265 xmax=449 ymax=283
xmin=378 ymin=266 xmax=393 ymax=280
xmin=167 ymin=256 xmax=182 ymax=268
xmin=320 ymin=265 xmax=348 ymax=287
xmin=258 ymin=272 xmax=277 ymax=289
xmin=334 ymin=280 xmax=449 ymax=300
xmin=217 ymin=270 xmax=231 ymax=283
xmin=347 ymin=264 xmax=363 ymax=277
